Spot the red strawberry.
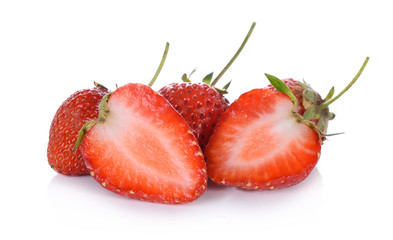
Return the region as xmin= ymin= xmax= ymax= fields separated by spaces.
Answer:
xmin=77 ymin=83 xmax=207 ymax=204
xmin=205 ymin=57 xmax=369 ymax=190
xmin=74 ymin=43 xmax=207 ymax=204
xmin=47 ymin=82 xmax=109 ymax=176
xmin=159 ymin=81 xmax=230 ymax=151
xmin=158 ymin=22 xmax=256 ymax=151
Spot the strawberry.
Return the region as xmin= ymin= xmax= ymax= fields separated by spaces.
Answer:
xmin=205 ymin=57 xmax=369 ymax=190
xmin=158 ymin=81 xmax=230 ymax=151
xmin=74 ymin=43 xmax=208 ymax=204
xmin=77 ymin=83 xmax=207 ymax=204
xmin=158 ymin=22 xmax=256 ymax=151
xmin=47 ymin=82 xmax=109 ymax=176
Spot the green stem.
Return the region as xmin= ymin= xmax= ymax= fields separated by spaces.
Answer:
xmin=148 ymin=42 xmax=170 ymax=87
xmin=319 ymin=56 xmax=369 ymax=109
xmin=211 ymin=22 xmax=256 ymax=86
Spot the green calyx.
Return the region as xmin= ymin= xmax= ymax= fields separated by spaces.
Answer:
xmin=182 ymin=71 xmax=232 ymax=94
xmin=265 ymin=56 xmax=370 ymax=142
xmin=181 ymin=22 xmax=256 ymax=94
xmin=73 ymin=92 xmax=112 ymax=149
xmin=93 ymin=81 xmax=109 ymax=90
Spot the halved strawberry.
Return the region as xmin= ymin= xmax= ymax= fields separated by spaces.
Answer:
xmin=205 ymin=57 xmax=369 ymax=190
xmin=47 ymin=82 xmax=109 ymax=176
xmin=79 ymin=84 xmax=207 ymax=204
xmin=205 ymin=86 xmax=321 ymax=190
xmin=157 ymin=22 xmax=256 ymax=151
xmin=74 ymin=44 xmax=207 ymax=204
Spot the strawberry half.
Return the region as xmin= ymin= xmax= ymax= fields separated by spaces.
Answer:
xmin=158 ymin=22 xmax=256 ymax=151
xmin=47 ymin=82 xmax=109 ymax=176
xmin=74 ymin=43 xmax=207 ymax=204
xmin=78 ymin=84 xmax=207 ymax=204
xmin=205 ymin=57 xmax=369 ymax=190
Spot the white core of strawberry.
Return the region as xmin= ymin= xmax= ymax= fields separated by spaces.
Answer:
xmin=91 ymin=97 xmax=197 ymax=190
xmin=225 ymin=97 xmax=315 ymax=168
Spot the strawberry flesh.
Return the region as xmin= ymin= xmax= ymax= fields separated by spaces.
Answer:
xmin=82 ymin=83 xmax=207 ymax=204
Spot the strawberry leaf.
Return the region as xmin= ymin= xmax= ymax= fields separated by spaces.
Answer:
xmin=324 ymin=86 xmax=335 ymax=101
xmin=304 ymin=89 xmax=317 ymax=104
xmin=328 ymin=112 xmax=336 ymax=120
xmin=222 ymin=80 xmax=232 ymax=91
xmin=202 ymin=72 xmax=214 ymax=85
xmin=265 ymin=73 xmax=298 ymax=108
xmin=214 ymin=87 xmax=228 ymax=95
xmin=189 ymin=68 xmax=197 ymax=78
xmin=94 ymin=81 xmax=109 ymax=90
xmin=303 ymin=105 xmax=321 ymax=120
xmin=181 ymin=74 xmax=192 ymax=83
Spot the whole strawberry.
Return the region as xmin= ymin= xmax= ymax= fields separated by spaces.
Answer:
xmin=205 ymin=57 xmax=369 ymax=190
xmin=47 ymin=83 xmax=109 ymax=176
xmin=159 ymin=80 xmax=230 ymax=151
xmin=158 ymin=22 xmax=256 ymax=151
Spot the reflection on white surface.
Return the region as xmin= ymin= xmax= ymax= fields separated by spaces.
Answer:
xmin=46 ymin=168 xmax=324 ymax=227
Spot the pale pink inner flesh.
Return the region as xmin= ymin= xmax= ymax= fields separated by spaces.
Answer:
xmin=229 ymin=97 xmax=315 ymax=167
xmin=90 ymin=97 xmax=198 ymax=192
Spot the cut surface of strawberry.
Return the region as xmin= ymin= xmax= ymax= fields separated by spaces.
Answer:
xmin=205 ymin=88 xmax=321 ymax=190
xmin=81 ymin=83 xmax=207 ymax=204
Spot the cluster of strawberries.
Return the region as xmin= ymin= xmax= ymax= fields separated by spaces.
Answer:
xmin=47 ymin=22 xmax=369 ymax=204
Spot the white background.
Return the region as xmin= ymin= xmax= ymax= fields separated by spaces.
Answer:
xmin=1 ymin=0 xmax=392 ymax=239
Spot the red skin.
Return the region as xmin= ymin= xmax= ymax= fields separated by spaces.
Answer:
xmin=47 ymin=86 xmax=109 ymax=176
xmin=159 ymin=82 xmax=229 ymax=151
